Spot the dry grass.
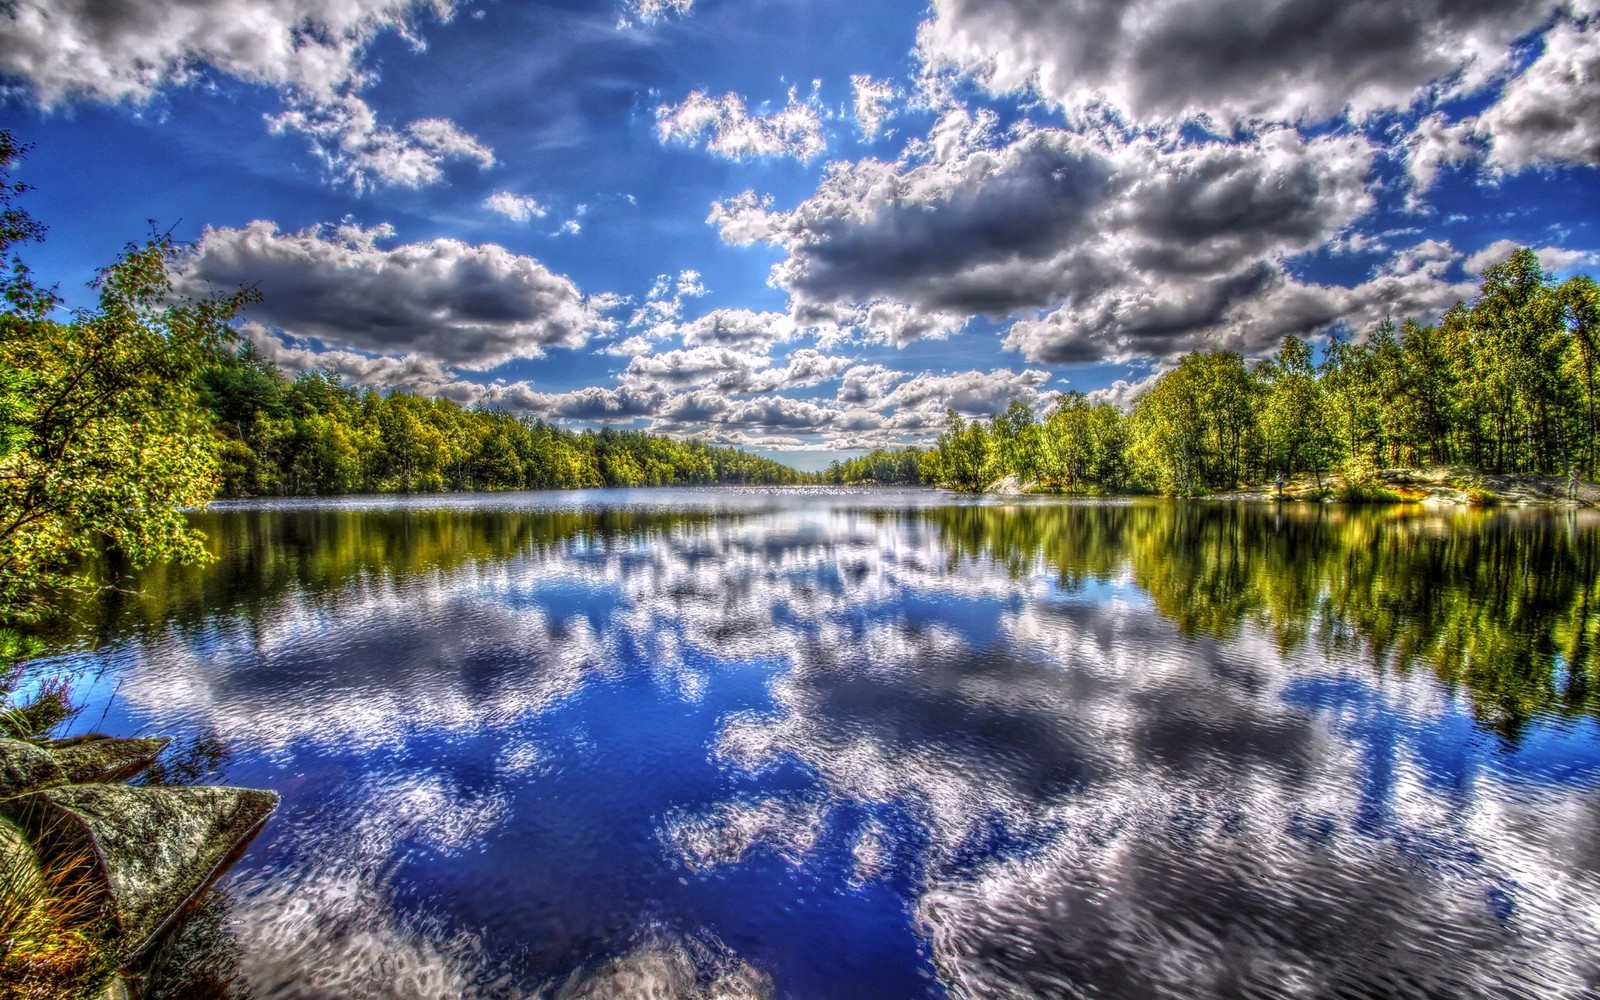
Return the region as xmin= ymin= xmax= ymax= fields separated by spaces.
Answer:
xmin=1 ymin=818 xmax=111 ymax=1000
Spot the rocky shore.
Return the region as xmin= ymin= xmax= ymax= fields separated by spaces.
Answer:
xmin=1 ymin=734 xmax=276 ymax=998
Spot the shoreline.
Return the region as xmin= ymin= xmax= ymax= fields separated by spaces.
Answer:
xmin=982 ymin=467 xmax=1600 ymax=507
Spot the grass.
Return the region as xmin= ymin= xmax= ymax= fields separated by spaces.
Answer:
xmin=1 ymin=816 xmax=111 ymax=1000
xmin=0 ymin=680 xmax=73 ymax=742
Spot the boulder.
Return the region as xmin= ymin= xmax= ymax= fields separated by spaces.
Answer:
xmin=0 ymin=736 xmax=67 ymax=797
xmin=47 ymin=735 xmax=171 ymax=785
xmin=2 ymin=783 xmax=278 ymax=961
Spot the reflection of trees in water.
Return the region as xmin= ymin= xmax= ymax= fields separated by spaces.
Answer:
xmin=55 ymin=500 xmax=1600 ymax=742
xmin=52 ymin=507 xmax=724 ymax=649
xmin=926 ymin=502 xmax=1600 ymax=737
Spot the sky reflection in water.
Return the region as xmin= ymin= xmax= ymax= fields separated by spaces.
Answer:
xmin=42 ymin=490 xmax=1600 ymax=999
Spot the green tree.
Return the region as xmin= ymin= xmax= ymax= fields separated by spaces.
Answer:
xmin=1561 ymin=275 xmax=1600 ymax=477
xmin=935 ymin=408 xmax=996 ymax=492
xmin=0 ymin=134 xmax=253 ymax=619
xmin=1258 ymin=336 xmax=1333 ymax=484
xmin=1128 ymin=352 xmax=1258 ymax=493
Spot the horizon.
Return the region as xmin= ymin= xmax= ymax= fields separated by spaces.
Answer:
xmin=3 ymin=0 xmax=1598 ymax=473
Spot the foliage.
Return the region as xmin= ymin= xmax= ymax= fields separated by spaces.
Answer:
xmin=823 ymin=447 xmax=925 ymax=485
xmin=934 ymin=409 xmax=997 ymax=492
xmin=1 ymin=816 xmax=110 ymax=999
xmin=924 ymin=246 xmax=1600 ymax=495
xmin=1125 ymin=351 xmax=1258 ymax=495
xmin=0 ymin=134 xmax=253 ymax=625
xmin=195 ymin=349 xmax=803 ymax=496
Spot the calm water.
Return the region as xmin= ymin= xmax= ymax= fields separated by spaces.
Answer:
xmin=29 ymin=489 xmax=1600 ymax=999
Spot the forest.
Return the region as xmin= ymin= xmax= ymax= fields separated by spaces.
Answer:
xmin=862 ymin=249 xmax=1600 ymax=495
xmin=199 ymin=345 xmax=801 ymax=496
xmin=832 ymin=249 xmax=1593 ymax=496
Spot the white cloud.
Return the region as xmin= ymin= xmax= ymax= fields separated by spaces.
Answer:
xmin=679 ymin=309 xmax=798 ymax=351
xmin=176 ymin=220 xmax=611 ymax=369
xmin=484 ymin=192 xmax=548 ymax=223
xmin=876 ymin=368 xmax=1052 ymax=418
xmin=657 ymin=87 xmax=827 ymax=162
xmin=618 ymin=345 xmax=851 ymax=396
xmin=1478 ymin=17 xmax=1600 ymax=172
xmin=1404 ymin=16 xmax=1600 ymax=201
xmin=1405 ymin=113 xmax=1481 ymax=196
xmin=1464 ymin=240 xmax=1600 ymax=276
xmin=270 ymin=100 xmax=494 ymax=191
xmin=914 ymin=0 xmax=1556 ymax=125
xmin=717 ymin=124 xmax=1378 ymax=361
xmin=0 ymin=0 xmax=492 ymax=190
xmin=619 ymin=0 xmax=693 ymax=26
xmin=603 ymin=335 xmax=656 ymax=357
xmin=241 ymin=324 xmax=490 ymax=402
xmin=627 ymin=270 xmax=712 ymax=339
xmin=850 ymin=75 xmax=899 ymax=140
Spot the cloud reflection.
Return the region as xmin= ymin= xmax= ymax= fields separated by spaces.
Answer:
xmin=75 ymin=497 xmax=1600 ymax=997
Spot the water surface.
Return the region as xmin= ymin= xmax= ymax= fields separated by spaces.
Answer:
xmin=35 ymin=489 xmax=1600 ymax=998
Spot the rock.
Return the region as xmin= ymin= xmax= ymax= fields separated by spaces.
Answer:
xmin=47 ymin=735 xmax=171 ymax=785
xmin=2 ymin=783 xmax=278 ymax=961
xmin=0 ymin=736 xmax=68 ymax=797
xmin=988 ymin=474 xmax=1025 ymax=495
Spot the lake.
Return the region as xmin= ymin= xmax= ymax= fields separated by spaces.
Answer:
xmin=30 ymin=488 xmax=1600 ymax=999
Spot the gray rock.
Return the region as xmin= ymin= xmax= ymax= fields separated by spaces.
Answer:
xmin=47 ymin=735 xmax=171 ymax=785
xmin=0 ymin=736 xmax=67 ymax=797
xmin=3 ymin=783 xmax=278 ymax=961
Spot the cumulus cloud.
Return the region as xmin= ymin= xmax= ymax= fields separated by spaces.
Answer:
xmin=241 ymin=324 xmax=489 ymax=402
xmin=624 ymin=270 xmax=711 ymax=340
xmin=176 ymin=220 xmax=610 ymax=369
xmin=619 ymin=346 xmax=851 ymax=396
xmin=484 ymin=192 xmax=548 ymax=222
xmin=1464 ymin=239 xmax=1600 ymax=276
xmin=679 ymin=309 xmax=798 ymax=351
xmin=850 ymin=75 xmax=898 ymax=140
xmin=269 ymin=101 xmax=494 ymax=191
xmin=1476 ymin=17 xmax=1600 ymax=172
xmin=1403 ymin=15 xmax=1600 ymax=200
xmin=657 ymin=87 xmax=827 ymax=162
xmin=603 ymin=334 xmax=656 ymax=358
xmin=509 ymin=384 xmax=665 ymax=423
xmin=717 ymin=123 xmax=1378 ymax=360
xmin=914 ymin=0 xmax=1556 ymax=125
xmin=0 ymin=0 xmax=492 ymax=190
xmin=1004 ymin=239 xmax=1476 ymax=363
xmin=1405 ymin=113 xmax=1481 ymax=195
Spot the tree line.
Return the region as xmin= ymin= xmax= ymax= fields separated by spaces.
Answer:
xmin=897 ymin=250 xmax=1600 ymax=494
xmin=199 ymin=343 xmax=801 ymax=497
xmin=0 ymin=131 xmax=799 ymax=626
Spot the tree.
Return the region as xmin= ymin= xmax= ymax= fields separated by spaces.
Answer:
xmin=0 ymin=132 xmax=253 ymax=620
xmin=935 ymin=409 xmax=996 ymax=492
xmin=1562 ymin=275 xmax=1600 ymax=478
xmin=1258 ymin=336 xmax=1333 ymax=485
xmin=1128 ymin=352 xmax=1258 ymax=493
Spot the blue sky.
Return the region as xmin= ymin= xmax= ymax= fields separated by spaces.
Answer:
xmin=3 ymin=0 xmax=1599 ymax=470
